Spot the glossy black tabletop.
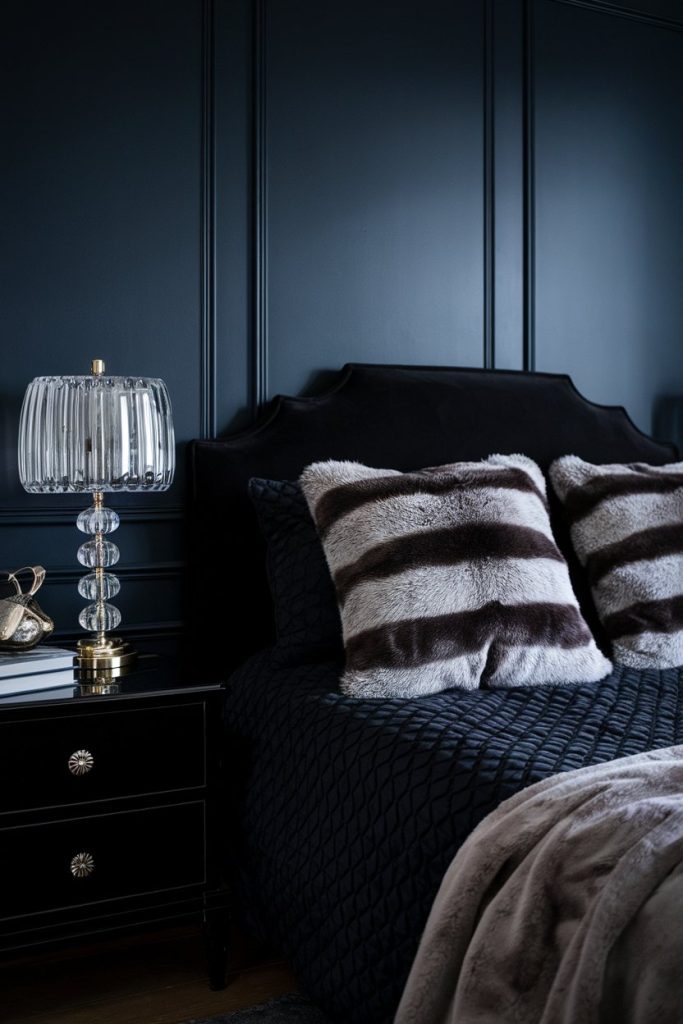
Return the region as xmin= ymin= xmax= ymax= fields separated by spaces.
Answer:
xmin=0 ymin=653 xmax=220 ymax=707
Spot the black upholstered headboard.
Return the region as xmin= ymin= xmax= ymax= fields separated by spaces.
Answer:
xmin=189 ymin=364 xmax=676 ymax=678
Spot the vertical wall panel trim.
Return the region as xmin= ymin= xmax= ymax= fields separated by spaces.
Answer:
xmin=200 ymin=0 xmax=217 ymax=438
xmin=483 ymin=0 xmax=495 ymax=369
xmin=522 ymin=0 xmax=536 ymax=371
xmin=252 ymin=0 xmax=269 ymax=410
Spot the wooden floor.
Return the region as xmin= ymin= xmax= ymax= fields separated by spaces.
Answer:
xmin=1 ymin=926 xmax=298 ymax=1024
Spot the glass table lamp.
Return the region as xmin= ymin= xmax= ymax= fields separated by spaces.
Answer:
xmin=18 ymin=360 xmax=175 ymax=670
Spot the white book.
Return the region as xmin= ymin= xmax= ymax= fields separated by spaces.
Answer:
xmin=0 ymin=665 xmax=77 ymax=696
xmin=0 ymin=646 xmax=75 ymax=680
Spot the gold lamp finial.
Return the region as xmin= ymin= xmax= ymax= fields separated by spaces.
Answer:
xmin=91 ymin=359 xmax=105 ymax=376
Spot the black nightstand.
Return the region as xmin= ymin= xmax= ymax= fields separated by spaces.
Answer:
xmin=0 ymin=654 xmax=229 ymax=989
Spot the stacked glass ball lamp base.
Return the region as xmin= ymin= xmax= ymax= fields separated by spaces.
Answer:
xmin=76 ymin=494 xmax=136 ymax=674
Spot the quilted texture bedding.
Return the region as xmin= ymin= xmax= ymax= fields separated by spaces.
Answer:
xmin=223 ymin=653 xmax=683 ymax=1024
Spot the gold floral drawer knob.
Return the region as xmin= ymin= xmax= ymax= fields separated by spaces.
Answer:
xmin=68 ymin=750 xmax=94 ymax=776
xmin=70 ymin=852 xmax=95 ymax=878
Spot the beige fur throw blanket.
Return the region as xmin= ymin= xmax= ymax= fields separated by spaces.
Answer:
xmin=395 ymin=747 xmax=683 ymax=1024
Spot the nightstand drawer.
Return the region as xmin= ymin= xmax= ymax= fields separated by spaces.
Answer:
xmin=0 ymin=802 xmax=205 ymax=918
xmin=0 ymin=703 xmax=206 ymax=813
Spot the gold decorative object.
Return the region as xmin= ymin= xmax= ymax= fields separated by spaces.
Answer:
xmin=18 ymin=359 xmax=175 ymax=670
xmin=0 ymin=566 xmax=54 ymax=651
xmin=68 ymin=750 xmax=94 ymax=776
xmin=70 ymin=852 xmax=95 ymax=878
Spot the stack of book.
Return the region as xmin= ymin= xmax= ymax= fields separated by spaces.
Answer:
xmin=0 ymin=646 xmax=76 ymax=702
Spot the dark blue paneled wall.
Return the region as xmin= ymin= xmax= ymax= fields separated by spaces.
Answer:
xmin=1 ymin=0 xmax=682 ymax=641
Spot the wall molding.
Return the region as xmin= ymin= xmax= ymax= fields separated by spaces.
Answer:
xmin=251 ymin=0 xmax=269 ymax=411
xmin=200 ymin=0 xmax=217 ymax=439
xmin=483 ymin=0 xmax=495 ymax=369
xmin=54 ymin=620 xmax=184 ymax=642
xmin=0 ymin=506 xmax=184 ymax=527
xmin=546 ymin=0 xmax=683 ymax=32
xmin=45 ymin=562 xmax=185 ymax=586
xmin=523 ymin=0 xmax=536 ymax=371
xmin=525 ymin=0 xmax=682 ymax=375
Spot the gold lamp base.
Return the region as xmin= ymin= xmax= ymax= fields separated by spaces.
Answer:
xmin=76 ymin=636 xmax=137 ymax=672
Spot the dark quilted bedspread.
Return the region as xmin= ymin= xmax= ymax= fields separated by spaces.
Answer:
xmin=223 ymin=655 xmax=683 ymax=1024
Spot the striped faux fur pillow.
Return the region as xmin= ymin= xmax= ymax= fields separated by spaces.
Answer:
xmin=550 ymin=455 xmax=683 ymax=669
xmin=299 ymin=455 xmax=610 ymax=698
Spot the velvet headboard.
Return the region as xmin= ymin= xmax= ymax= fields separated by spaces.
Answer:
xmin=189 ymin=364 xmax=676 ymax=679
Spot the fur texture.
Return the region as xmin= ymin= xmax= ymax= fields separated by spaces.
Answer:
xmin=300 ymin=455 xmax=610 ymax=698
xmin=395 ymin=746 xmax=683 ymax=1024
xmin=550 ymin=455 xmax=683 ymax=668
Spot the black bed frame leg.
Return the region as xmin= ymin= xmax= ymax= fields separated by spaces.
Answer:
xmin=203 ymin=902 xmax=230 ymax=990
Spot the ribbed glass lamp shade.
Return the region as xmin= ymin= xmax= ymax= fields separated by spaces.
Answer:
xmin=18 ymin=374 xmax=175 ymax=493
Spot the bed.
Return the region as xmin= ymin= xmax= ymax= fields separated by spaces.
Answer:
xmin=189 ymin=364 xmax=683 ymax=1024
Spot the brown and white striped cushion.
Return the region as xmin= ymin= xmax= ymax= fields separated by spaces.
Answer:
xmin=299 ymin=455 xmax=610 ymax=698
xmin=550 ymin=455 xmax=683 ymax=669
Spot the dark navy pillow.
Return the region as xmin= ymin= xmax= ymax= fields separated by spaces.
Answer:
xmin=249 ymin=477 xmax=343 ymax=665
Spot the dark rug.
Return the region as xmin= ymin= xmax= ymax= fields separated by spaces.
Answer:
xmin=184 ymin=993 xmax=332 ymax=1023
